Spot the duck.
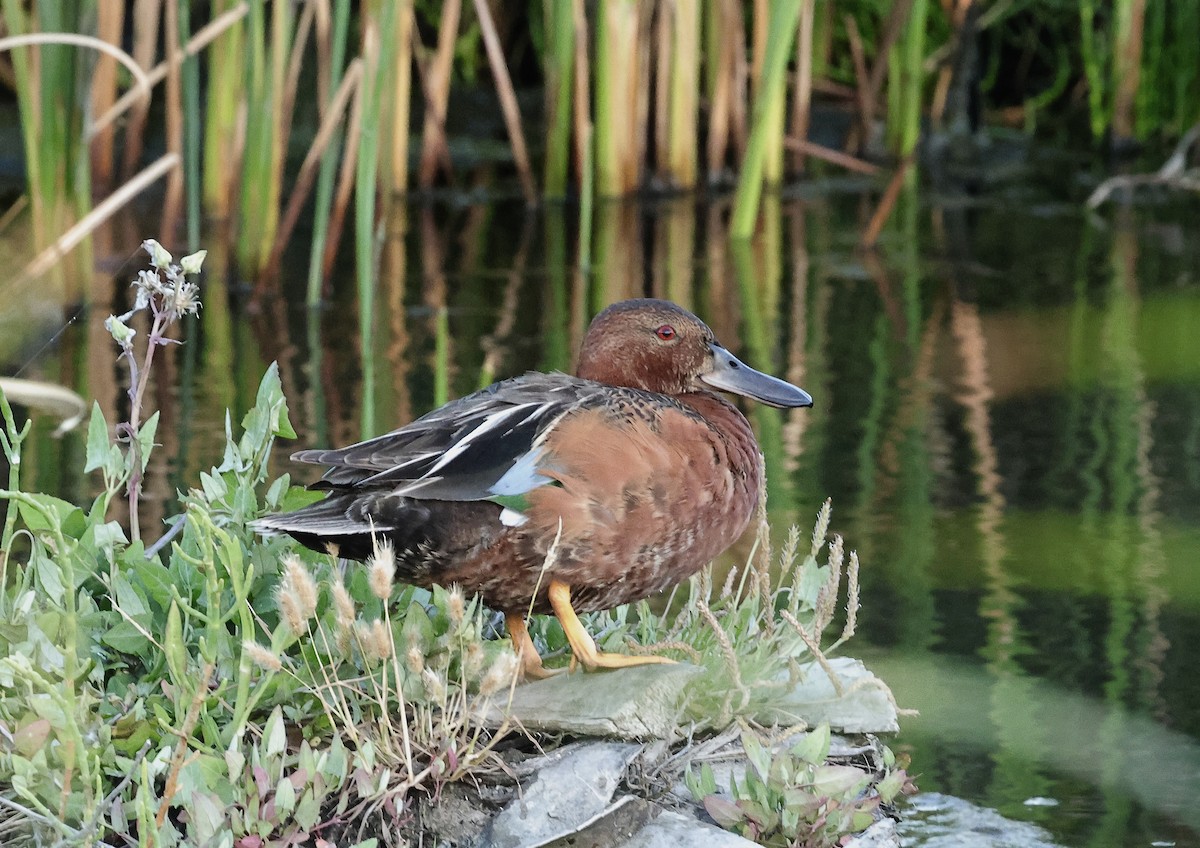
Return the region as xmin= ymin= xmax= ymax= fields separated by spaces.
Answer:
xmin=254 ymin=298 xmax=813 ymax=678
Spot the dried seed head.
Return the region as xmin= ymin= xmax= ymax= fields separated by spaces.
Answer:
xmin=810 ymin=498 xmax=832 ymax=558
xmin=447 ymin=585 xmax=465 ymax=626
xmin=464 ymin=641 xmax=485 ymax=678
xmin=277 ymin=555 xmax=318 ymax=632
xmin=720 ymin=566 xmax=739 ymax=599
xmin=367 ymin=539 xmax=396 ymax=601
xmin=243 ymin=641 xmax=282 ymax=673
xmin=478 ymin=650 xmax=520 ymax=697
xmin=331 ymin=577 xmax=356 ymax=634
xmin=422 ymin=668 xmax=446 ymax=703
xmin=406 ymin=638 xmax=425 ymax=676
xmin=368 ymin=619 xmax=393 ymax=662
xmin=354 ymin=620 xmax=373 ymax=659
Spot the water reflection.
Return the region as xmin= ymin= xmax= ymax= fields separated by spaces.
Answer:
xmin=3 ymin=172 xmax=1200 ymax=847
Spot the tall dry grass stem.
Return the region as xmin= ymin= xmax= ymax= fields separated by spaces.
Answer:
xmin=123 ymin=0 xmax=162 ymax=181
xmin=474 ymin=0 xmax=537 ymax=203
xmin=595 ymin=0 xmax=643 ymax=195
xmin=386 ymin=0 xmax=415 ymax=197
xmin=19 ymin=154 xmax=181 ymax=284
xmin=266 ymin=59 xmax=364 ymax=281
xmin=418 ymin=0 xmax=460 ymax=189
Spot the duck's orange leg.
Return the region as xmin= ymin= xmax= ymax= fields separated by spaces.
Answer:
xmin=505 ymin=612 xmax=564 ymax=680
xmin=547 ymin=579 xmax=676 ymax=671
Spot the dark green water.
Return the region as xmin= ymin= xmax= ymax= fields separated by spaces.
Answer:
xmin=5 ymin=146 xmax=1200 ymax=846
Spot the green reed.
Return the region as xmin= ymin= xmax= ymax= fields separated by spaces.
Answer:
xmin=594 ymin=0 xmax=643 ymax=197
xmin=355 ymin=0 xmax=399 ymax=437
xmin=236 ymin=0 xmax=297 ymax=270
xmin=731 ymin=0 xmax=800 ymax=239
xmin=204 ymin=0 xmax=246 ymax=218
xmin=307 ymin=0 xmax=354 ymax=306
xmin=886 ymin=0 xmax=928 ymax=157
xmin=1 ymin=0 xmax=92 ymax=261
xmin=8 ymin=0 xmax=1200 ymax=292
xmin=542 ymin=0 xmax=576 ymax=198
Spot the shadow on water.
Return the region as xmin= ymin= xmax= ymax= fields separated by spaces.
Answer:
xmin=3 ymin=158 xmax=1200 ymax=847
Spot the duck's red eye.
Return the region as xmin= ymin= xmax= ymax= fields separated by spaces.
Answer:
xmin=655 ymin=324 xmax=676 ymax=341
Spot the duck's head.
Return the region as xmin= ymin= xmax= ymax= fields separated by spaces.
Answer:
xmin=575 ymin=299 xmax=813 ymax=408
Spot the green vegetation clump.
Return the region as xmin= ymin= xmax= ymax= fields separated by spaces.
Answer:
xmin=0 ymin=243 xmax=906 ymax=847
xmin=687 ymin=724 xmax=915 ymax=848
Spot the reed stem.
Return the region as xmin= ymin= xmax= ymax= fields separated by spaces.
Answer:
xmin=730 ymin=0 xmax=801 ymax=239
xmin=665 ymin=0 xmax=700 ymax=188
xmin=542 ymin=0 xmax=575 ymax=198
xmin=595 ymin=0 xmax=642 ymax=196
xmin=307 ymin=0 xmax=353 ymax=306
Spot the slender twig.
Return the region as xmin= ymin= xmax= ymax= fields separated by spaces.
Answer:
xmin=859 ymin=152 xmax=916 ymax=249
xmin=92 ymin=4 xmax=249 ymax=136
xmin=473 ymin=0 xmax=536 ymax=203
xmin=264 ymin=59 xmax=364 ymax=279
xmin=143 ymin=514 xmax=187 ymax=560
xmin=18 ymin=153 xmax=179 ymax=282
xmin=155 ymin=663 xmax=214 ymax=827
xmin=783 ymin=137 xmax=880 ymax=174
xmin=1087 ymin=122 xmax=1200 ymax=208
xmin=0 ymin=32 xmax=151 ymax=105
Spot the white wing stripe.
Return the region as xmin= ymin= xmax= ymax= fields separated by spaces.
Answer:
xmin=427 ymin=402 xmax=549 ymax=475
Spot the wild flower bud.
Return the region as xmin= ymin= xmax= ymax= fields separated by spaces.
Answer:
xmin=179 ymin=249 xmax=207 ymax=276
xmin=144 ymin=238 xmax=173 ymax=268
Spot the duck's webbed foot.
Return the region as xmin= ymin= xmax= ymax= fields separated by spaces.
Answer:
xmin=548 ymin=579 xmax=676 ymax=671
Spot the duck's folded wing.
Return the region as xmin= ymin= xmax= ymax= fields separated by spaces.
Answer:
xmin=292 ymin=374 xmax=603 ymax=501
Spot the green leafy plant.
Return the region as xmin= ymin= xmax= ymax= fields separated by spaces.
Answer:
xmin=0 ymin=243 xmax=517 ymax=846
xmin=686 ymin=724 xmax=916 ymax=848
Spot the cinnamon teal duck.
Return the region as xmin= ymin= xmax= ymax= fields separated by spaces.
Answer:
xmin=254 ymin=298 xmax=813 ymax=678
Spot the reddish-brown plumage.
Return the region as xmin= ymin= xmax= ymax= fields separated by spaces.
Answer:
xmin=256 ymin=298 xmax=811 ymax=673
xmin=437 ymin=392 xmax=762 ymax=613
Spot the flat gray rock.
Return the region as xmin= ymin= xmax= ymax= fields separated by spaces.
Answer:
xmin=897 ymin=793 xmax=1065 ymax=848
xmin=754 ymin=657 xmax=900 ymax=733
xmin=484 ymin=664 xmax=704 ymax=739
xmin=486 ymin=742 xmax=641 ymax=848
xmin=618 ymin=809 xmax=759 ymax=847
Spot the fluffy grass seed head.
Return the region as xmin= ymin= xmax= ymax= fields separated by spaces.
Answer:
xmin=243 ymin=641 xmax=283 ymax=673
xmin=278 ymin=555 xmax=318 ymax=632
xmin=368 ymin=538 xmax=396 ymax=601
xmin=478 ymin=650 xmax=520 ymax=697
xmin=368 ymin=619 xmax=393 ymax=661
xmin=447 ymin=584 xmax=465 ymax=627
xmin=356 ymin=619 xmax=393 ymax=663
xmin=331 ymin=576 xmax=356 ymax=632
xmin=464 ymin=640 xmax=485 ymax=678
xmin=810 ymin=498 xmax=832 ymax=558
xmin=406 ymin=637 xmax=426 ymax=676
xmin=422 ymin=668 xmax=446 ymax=703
